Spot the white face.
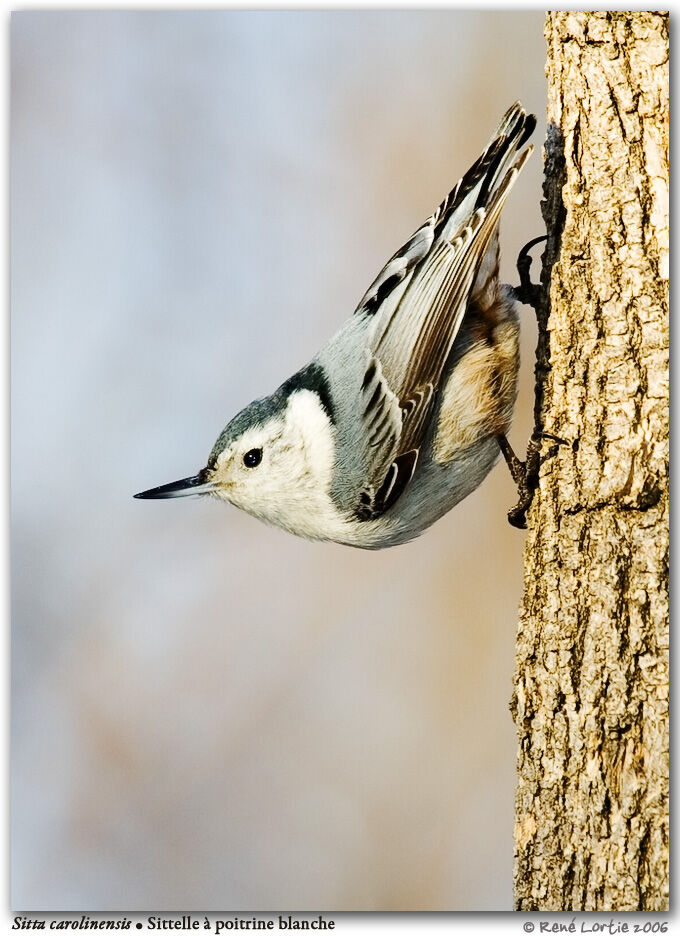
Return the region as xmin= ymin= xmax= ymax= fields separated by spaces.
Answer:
xmin=207 ymin=390 xmax=346 ymax=540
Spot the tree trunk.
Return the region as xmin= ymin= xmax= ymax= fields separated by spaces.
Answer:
xmin=512 ymin=12 xmax=668 ymax=911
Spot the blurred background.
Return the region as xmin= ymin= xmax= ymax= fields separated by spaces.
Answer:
xmin=11 ymin=11 xmax=546 ymax=911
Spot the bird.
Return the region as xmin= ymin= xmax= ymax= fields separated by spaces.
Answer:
xmin=135 ymin=102 xmax=536 ymax=549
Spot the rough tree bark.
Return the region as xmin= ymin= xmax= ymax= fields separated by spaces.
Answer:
xmin=512 ymin=12 xmax=668 ymax=911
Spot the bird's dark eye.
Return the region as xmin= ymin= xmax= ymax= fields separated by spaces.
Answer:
xmin=243 ymin=448 xmax=263 ymax=468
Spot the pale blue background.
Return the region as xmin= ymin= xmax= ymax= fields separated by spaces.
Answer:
xmin=12 ymin=11 xmax=545 ymax=910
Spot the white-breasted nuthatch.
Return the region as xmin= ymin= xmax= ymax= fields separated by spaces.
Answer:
xmin=136 ymin=103 xmax=536 ymax=548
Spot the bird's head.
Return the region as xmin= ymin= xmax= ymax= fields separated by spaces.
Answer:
xmin=135 ymin=379 xmax=339 ymax=537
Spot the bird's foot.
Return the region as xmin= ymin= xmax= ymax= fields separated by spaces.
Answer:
xmin=497 ymin=431 xmax=568 ymax=529
xmin=509 ymin=235 xmax=547 ymax=311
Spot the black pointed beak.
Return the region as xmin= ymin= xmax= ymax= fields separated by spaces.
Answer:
xmin=134 ymin=469 xmax=215 ymax=500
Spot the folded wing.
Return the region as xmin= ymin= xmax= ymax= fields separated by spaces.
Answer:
xmin=352 ymin=102 xmax=535 ymax=520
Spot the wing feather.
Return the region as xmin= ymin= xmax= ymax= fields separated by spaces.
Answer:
xmin=351 ymin=104 xmax=535 ymax=520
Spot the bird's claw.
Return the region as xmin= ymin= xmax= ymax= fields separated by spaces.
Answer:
xmin=510 ymin=235 xmax=547 ymax=311
xmin=499 ymin=431 xmax=569 ymax=529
